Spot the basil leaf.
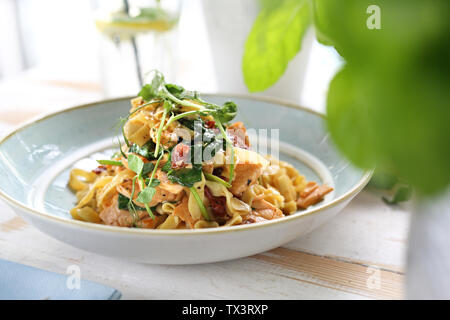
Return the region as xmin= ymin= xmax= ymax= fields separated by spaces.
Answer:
xmin=127 ymin=154 xmax=144 ymax=176
xmin=242 ymin=0 xmax=311 ymax=92
xmin=118 ymin=193 xmax=146 ymax=211
xmin=97 ymin=160 xmax=123 ymax=166
xmin=136 ymin=187 xmax=156 ymax=204
xmin=167 ymin=164 xmax=202 ymax=187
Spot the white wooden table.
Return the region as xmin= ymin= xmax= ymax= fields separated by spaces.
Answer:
xmin=0 ymin=74 xmax=410 ymax=300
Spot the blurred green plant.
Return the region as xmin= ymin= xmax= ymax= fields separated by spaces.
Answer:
xmin=243 ymin=0 xmax=450 ymax=199
xmin=242 ymin=0 xmax=311 ymax=92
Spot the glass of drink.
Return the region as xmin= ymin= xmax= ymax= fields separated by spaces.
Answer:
xmin=92 ymin=0 xmax=181 ymax=97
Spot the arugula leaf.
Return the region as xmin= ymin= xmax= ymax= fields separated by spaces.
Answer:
xmin=118 ymin=193 xmax=130 ymax=210
xmin=129 ymin=140 xmax=158 ymax=160
xmin=118 ymin=193 xmax=146 ymax=211
xmin=142 ymin=162 xmax=155 ymax=177
xmin=97 ymin=160 xmax=123 ymax=166
xmin=177 ymin=117 xmax=197 ymax=131
xmin=242 ymin=0 xmax=312 ymax=92
xmin=161 ymin=153 xmax=172 ymax=172
xmin=167 ymin=164 xmax=203 ymax=187
xmin=165 ymin=84 xmax=198 ymax=100
xmin=127 ymin=154 xmax=144 ymax=176
xmin=144 ymin=178 xmax=160 ymax=187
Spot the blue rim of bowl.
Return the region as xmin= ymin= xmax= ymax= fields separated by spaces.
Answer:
xmin=0 ymin=94 xmax=373 ymax=235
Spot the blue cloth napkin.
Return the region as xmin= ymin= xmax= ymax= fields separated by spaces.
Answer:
xmin=0 ymin=259 xmax=121 ymax=300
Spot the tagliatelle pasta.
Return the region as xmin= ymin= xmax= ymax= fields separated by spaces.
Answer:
xmin=68 ymin=72 xmax=333 ymax=229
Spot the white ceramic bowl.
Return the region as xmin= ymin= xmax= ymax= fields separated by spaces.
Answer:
xmin=0 ymin=95 xmax=371 ymax=264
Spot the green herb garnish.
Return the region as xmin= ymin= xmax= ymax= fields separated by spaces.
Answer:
xmin=97 ymin=160 xmax=123 ymax=166
xmin=127 ymin=154 xmax=144 ymax=176
xmin=129 ymin=140 xmax=159 ymax=160
xmin=153 ymin=100 xmax=172 ymax=157
xmin=118 ymin=193 xmax=146 ymax=211
xmin=167 ymin=164 xmax=203 ymax=187
xmin=167 ymin=163 xmax=210 ymax=220
xmin=204 ymin=173 xmax=232 ymax=188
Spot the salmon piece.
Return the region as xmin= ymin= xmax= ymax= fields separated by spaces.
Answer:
xmin=116 ymin=170 xmax=185 ymax=207
xmin=297 ymin=184 xmax=333 ymax=209
xmin=242 ymin=214 xmax=267 ymax=224
xmin=173 ymin=196 xmax=197 ymax=229
xmin=227 ymin=121 xmax=250 ymax=149
xmin=300 ymin=181 xmax=319 ymax=198
xmin=152 ymin=170 xmax=185 ymax=204
xmin=252 ymin=198 xmax=284 ymax=219
xmin=138 ymin=216 xmax=165 ymax=229
xmin=229 ymin=163 xmax=263 ymax=196
xmin=202 ymin=163 xmax=214 ymax=174
xmin=243 ymin=199 xmax=284 ymax=224
xmin=99 ymin=194 xmax=147 ymax=227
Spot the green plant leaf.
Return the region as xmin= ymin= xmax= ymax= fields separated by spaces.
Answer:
xmin=136 ymin=186 xmax=156 ymax=204
xmin=97 ymin=160 xmax=123 ymax=166
xmin=383 ymin=185 xmax=413 ymax=205
xmin=323 ymin=1 xmax=450 ymax=195
xmin=161 ymin=153 xmax=172 ymax=172
xmin=142 ymin=162 xmax=155 ymax=177
xmin=138 ymin=72 xmax=164 ymax=101
xmin=368 ymin=170 xmax=399 ymax=190
xmin=209 ymin=101 xmax=237 ymax=124
xmin=129 ymin=140 xmax=159 ymax=160
xmin=165 ymin=83 xmax=198 ymax=100
xmin=145 ymin=178 xmax=160 ymax=187
xmin=127 ymin=154 xmax=144 ymax=176
xmin=117 ymin=193 xmax=146 ymax=211
xmin=167 ymin=164 xmax=203 ymax=188
xmin=242 ymin=0 xmax=312 ymax=92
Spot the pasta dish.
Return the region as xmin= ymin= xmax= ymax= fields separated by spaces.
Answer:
xmin=69 ymin=72 xmax=333 ymax=229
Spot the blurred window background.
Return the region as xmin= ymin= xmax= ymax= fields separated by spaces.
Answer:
xmin=0 ymin=0 xmax=340 ymax=118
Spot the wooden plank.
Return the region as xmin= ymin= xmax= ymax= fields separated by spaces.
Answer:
xmin=253 ymin=248 xmax=403 ymax=300
xmin=0 ymin=198 xmax=403 ymax=299
xmin=285 ymin=191 xmax=410 ymax=272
